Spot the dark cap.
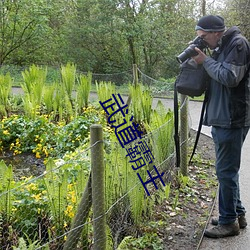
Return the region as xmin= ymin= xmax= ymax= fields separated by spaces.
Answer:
xmin=195 ymin=15 xmax=225 ymax=32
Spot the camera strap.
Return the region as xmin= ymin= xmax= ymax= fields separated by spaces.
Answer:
xmin=174 ymin=85 xmax=208 ymax=168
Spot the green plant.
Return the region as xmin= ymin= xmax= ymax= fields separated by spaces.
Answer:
xmin=117 ymin=233 xmax=163 ymax=250
xmin=129 ymin=83 xmax=152 ymax=124
xmin=0 ymin=73 xmax=12 ymax=117
xmin=0 ymin=161 xmax=15 ymax=222
xmin=172 ymin=190 xmax=180 ymax=210
xmin=12 ymin=176 xmax=49 ymax=241
xmin=165 ymin=183 xmax=171 ymax=200
xmin=76 ymin=72 xmax=92 ymax=111
xmin=43 ymin=84 xmax=56 ymax=114
xmin=178 ymin=173 xmax=191 ymax=189
xmin=21 ymin=65 xmax=47 ymax=118
xmin=145 ymin=100 xmax=174 ymax=165
xmin=96 ymin=81 xmax=116 ymax=103
xmin=13 ymin=233 xmax=49 ymax=250
xmin=60 ymin=62 xmax=76 ymax=102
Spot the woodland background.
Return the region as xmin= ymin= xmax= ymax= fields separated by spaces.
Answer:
xmin=0 ymin=0 xmax=249 ymax=81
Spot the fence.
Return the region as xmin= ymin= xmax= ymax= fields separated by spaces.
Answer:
xmin=0 ymin=65 xmax=190 ymax=249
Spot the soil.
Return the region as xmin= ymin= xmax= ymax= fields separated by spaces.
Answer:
xmin=158 ymin=130 xmax=217 ymax=250
xmin=0 ymin=152 xmax=45 ymax=180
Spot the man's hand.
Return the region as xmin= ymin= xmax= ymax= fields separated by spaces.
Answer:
xmin=192 ymin=47 xmax=207 ymax=64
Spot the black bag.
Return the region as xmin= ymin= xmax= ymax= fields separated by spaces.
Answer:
xmin=175 ymin=58 xmax=208 ymax=97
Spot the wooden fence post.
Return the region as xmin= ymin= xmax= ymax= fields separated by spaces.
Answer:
xmin=180 ymin=94 xmax=188 ymax=176
xmin=91 ymin=124 xmax=106 ymax=250
xmin=63 ymin=175 xmax=92 ymax=250
xmin=133 ymin=64 xmax=138 ymax=86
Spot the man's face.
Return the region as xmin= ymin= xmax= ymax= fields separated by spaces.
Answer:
xmin=196 ymin=30 xmax=222 ymax=49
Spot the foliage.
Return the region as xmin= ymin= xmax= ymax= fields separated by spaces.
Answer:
xmin=21 ymin=65 xmax=47 ymax=118
xmin=0 ymin=108 xmax=100 ymax=158
xmin=0 ymin=0 xmax=52 ymax=65
xmin=76 ymin=72 xmax=92 ymax=111
xmin=96 ymin=81 xmax=116 ymax=103
xmin=129 ymin=83 xmax=153 ymax=124
xmin=0 ymin=161 xmax=14 ymax=222
xmin=61 ymin=63 xmax=76 ymax=101
xmin=0 ymin=78 xmax=178 ymax=248
xmin=0 ymin=73 xmax=12 ymax=117
xmin=0 ymin=0 xmax=234 ymax=78
xmin=145 ymin=100 xmax=175 ymax=165
xmin=117 ymin=233 xmax=163 ymax=250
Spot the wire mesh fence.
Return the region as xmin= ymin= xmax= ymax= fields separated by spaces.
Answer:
xmin=0 ymin=65 xmax=190 ymax=249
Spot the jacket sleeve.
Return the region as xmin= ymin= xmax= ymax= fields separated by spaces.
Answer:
xmin=203 ymin=38 xmax=250 ymax=87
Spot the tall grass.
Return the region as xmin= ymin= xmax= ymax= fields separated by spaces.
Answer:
xmin=0 ymin=73 xmax=12 ymax=116
xmin=61 ymin=63 xmax=76 ymax=103
xmin=76 ymin=72 xmax=92 ymax=112
xmin=145 ymin=100 xmax=174 ymax=165
xmin=129 ymin=83 xmax=152 ymax=124
xmin=0 ymin=161 xmax=14 ymax=222
xmin=21 ymin=65 xmax=47 ymax=118
xmin=96 ymin=81 xmax=116 ymax=103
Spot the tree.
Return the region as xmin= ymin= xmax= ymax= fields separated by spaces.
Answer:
xmin=0 ymin=0 xmax=50 ymax=65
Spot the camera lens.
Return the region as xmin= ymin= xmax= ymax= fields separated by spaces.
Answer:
xmin=176 ymin=45 xmax=198 ymax=63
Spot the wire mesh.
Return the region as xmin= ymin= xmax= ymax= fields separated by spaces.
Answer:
xmin=0 ymin=66 xmax=190 ymax=249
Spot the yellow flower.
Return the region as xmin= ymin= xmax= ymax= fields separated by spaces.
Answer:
xmin=3 ymin=130 xmax=9 ymax=135
xmin=36 ymin=152 xmax=41 ymax=159
xmin=26 ymin=183 xmax=37 ymax=191
xmin=71 ymin=195 xmax=76 ymax=204
xmin=32 ymin=193 xmax=42 ymax=201
xmin=65 ymin=205 xmax=74 ymax=218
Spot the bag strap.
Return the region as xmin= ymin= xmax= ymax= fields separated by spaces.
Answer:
xmin=174 ymin=80 xmax=180 ymax=168
xmin=189 ymin=91 xmax=208 ymax=164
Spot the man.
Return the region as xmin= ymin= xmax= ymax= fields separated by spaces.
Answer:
xmin=192 ymin=15 xmax=250 ymax=238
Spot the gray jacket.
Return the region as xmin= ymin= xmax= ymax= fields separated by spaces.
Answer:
xmin=203 ymin=26 xmax=250 ymax=128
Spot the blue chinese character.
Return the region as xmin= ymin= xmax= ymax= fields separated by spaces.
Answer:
xmin=112 ymin=116 xmax=143 ymax=148
xmin=99 ymin=94 xmax=128 ymax=124
xmin=138 ymin=141 xmax=154 ymax=164
xmin=126 ymin=144 xmax=146 ymax=170
xmin=137 ymin=165 xmax=165 ymax=196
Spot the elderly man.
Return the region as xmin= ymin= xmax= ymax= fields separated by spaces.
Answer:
xmin=192 ymin=15 xmax=250 ymax=238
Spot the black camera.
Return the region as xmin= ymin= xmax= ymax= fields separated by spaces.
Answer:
xmin=176 ymin=36 xmax=208 ymax=64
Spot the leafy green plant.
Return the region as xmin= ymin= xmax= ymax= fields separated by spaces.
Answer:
xmin=117 ymin=233 xmax=163 ymax=250
xmin=60 ymin=62 xmax=76 ymax=102
xmin=76 ymin=72 xmax=92 ymax=111
xmin=21 ymin=65 xmax=47 ymax=118
xmin=12 ymin=176 xmax=49 ymax=241
xmin=43 ymin=84 xmax=56 ymax=114
xmin=0 ymin=161 xmax=15 ymax=222
xmin=129 ymin=83 xmax=152 ymax=124
xmin=145 ymin=100 xmax=174 ymax=165
xmin=13 ymin=236 xmax=44 ymax=250
xmin=0 ymin=73 xmax=12 ymax=117
xmin=96 ymin=81 xmax=116 ymax=103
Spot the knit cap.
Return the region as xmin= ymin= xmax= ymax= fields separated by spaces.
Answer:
xmin=195 ymin=15 xmax=225 ymax=32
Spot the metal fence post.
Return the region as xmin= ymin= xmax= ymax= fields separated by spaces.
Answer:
xmin=91 ymin=124 xmax=106 ymax=250
xmin=180 ymin=94 xmax=189 ymax=176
